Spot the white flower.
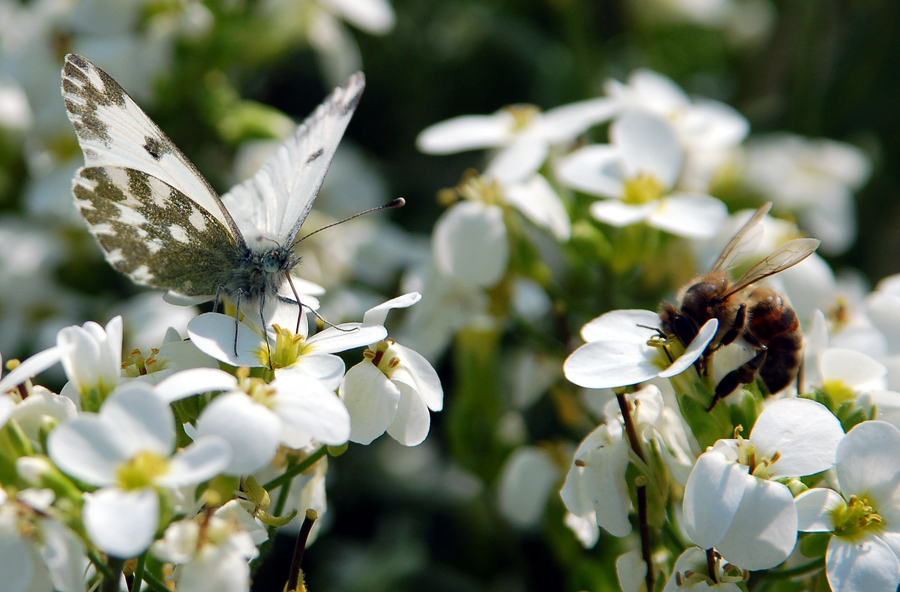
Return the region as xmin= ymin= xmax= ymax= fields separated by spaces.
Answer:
xmin=742 ymin=134 xmax=871 ymax=254
xmin=432 ymin=200 xmax=509 ymax=288
xmin=155 ymin=366 xmax=352 ymax=476
xmin=57 ymin=316 xmax=123 ymax=410
xmin=560 ymin=423 xmax=632 ymax=539
xmin=152 ymin=499 xmax=266 ymax=592
xmin=497 ymin=446 xmax=560 ymax=528
xmin=557 ymin=111 xmax=728 ymax=238
xmin=187 ymin=311 xmax=385 ymax=390
xmin=0 ymin=343 xmax=70 ymax=395
xmin=339 ymin=293 xmax=443 ymax=446
xmin=795 ymin=421 xmax=900 ymax=592
xmin=662 ymin=547 xmax=746 ymax=591
xmin=682 ymin=398 xmax=843 ymax=570
xmin=417 ymin=100 xmax=616 ymax=183
xmin=0 ymin=486 xmax=88 ymax=592
xmin=46 ymin=382 xmax=232 ymax=557
xmin=564 ymin=309 xmax=717 ymax=390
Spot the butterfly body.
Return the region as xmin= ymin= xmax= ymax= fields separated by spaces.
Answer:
xmin=62 ymin=54 xmax=364 ymax=319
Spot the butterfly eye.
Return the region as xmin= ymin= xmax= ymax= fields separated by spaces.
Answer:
xmin=263 ymin=253 xmax=281 ymax=273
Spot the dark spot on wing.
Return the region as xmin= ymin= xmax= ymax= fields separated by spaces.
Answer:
xmin=144 ymin=136 xmax=166 ymax=161
xmin=307 ymin=148 xmax=324 ymax=163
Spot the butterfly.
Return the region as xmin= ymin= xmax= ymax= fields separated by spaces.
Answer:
xmin=62 ymin=54 xmax=365 ymax=341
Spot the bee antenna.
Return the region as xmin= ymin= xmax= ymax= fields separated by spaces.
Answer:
xmin=291 ymin=198 xmax=405 ymax=247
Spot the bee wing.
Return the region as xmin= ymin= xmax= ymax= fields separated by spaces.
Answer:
xmin=725 ymin=237 xmax=820 ymax=297
xmin=711 ymin=202 xmax=772 ymax=272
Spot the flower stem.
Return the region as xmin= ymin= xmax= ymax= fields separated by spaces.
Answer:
xmin=616 ymin=392 xmax=653 ymax=591
xmin=131 ymin=553 xmax=146 ymax=592
xmin=101 ymin=557 xmax=124 ymax=592
xmin=286 ymin=509 xmax=318 ymax=592
xmin=262 ymin=446 xmax=327 ymax=491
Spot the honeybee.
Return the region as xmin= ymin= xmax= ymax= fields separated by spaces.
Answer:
xmin=659 ymin=203 xmax=820 ymax=410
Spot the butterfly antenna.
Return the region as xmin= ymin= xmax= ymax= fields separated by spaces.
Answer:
xmin=291 ymin=198 xmax=405 ymax=247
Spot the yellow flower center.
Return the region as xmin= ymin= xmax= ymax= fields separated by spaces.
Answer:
xmin=122 ymin=348 xmax=167 ymax=378
xmin=622 ymin=174 xmax=664 ymax=205
xmin=504 ymin=104 xmax=540 ymax=131
xmin=116 ymin=451 xmax=169 ymax=490
xmin=832 ymin=494 xmax=884 ymax=541
xmin=265 ymin=324 xmax=309 ymax=369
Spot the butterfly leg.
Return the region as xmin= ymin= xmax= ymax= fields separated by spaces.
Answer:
xmin=233 ymin=288 xmax=244 ymax=356
xmin=213 ymin=284 xmax=224 ymax=314
xmin=260 ymin=289 xmax=272 ymax=369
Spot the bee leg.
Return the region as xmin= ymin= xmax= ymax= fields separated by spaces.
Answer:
xmin=706 ymin=347 xmax=767 ymax=412
xmin=719 ymin=303 xmax=747 ymax=348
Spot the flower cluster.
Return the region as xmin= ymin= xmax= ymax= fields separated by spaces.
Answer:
xmin=415 ymin=65 xmax=894 ymax=591
xmin=0 ymin=292 xmax=442 ymax=592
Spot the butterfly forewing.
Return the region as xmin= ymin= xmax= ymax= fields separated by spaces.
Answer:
xmin=220 ymin=72 xmax=365 ymax=246
xmin=74 ymin=166 xmax=241 ymax=296
xmin=62 ymin=54 xmax=243 ymax=245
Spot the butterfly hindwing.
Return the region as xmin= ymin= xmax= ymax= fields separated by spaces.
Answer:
xmin=74 ymin=166 xmax=241 ymax=297
xmin=62 ymin=54 xmax=243 ymax=245
xmin=220 ymin=72 xmax=365 ymax=246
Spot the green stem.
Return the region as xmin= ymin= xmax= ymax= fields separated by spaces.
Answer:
xmin=764 ymin=557 xmax=825 ymax=580
xmin=87 ymin=550 xmax=115 ymax=580
xmin=261 ymin=446 xmax=327 ymax=491
xmin=131 ymin=553 xmax=146 ymax=592
xmin=100 ymin=557 xmax=124 ymax=592
xmin=141 ymin=570 xmax=171 ymax=592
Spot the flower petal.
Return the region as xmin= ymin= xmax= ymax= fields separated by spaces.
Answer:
xmin=433 ymin=201 xmax=509 ymax=288
xmin=84 ymin=488 xmax=159 ymax=558
xmin=363 ymin=292 xmax=422 ymax=326
xmin=751 ymin=398 xmax=844 ymax=477
xmin=590 ymin=200 xmax=655 ymax=227
xmin=827 ymin=535 xmax=900 ymax=592
xmin=187 ymin=314 xmax=268 ymax=368
xmin=612 ymin=112 xmax=683 ymax=189
xmin=159 ymin=436 xmax=233 ymax=488
xmin=272 ymin=374 xmax=351 ymax=447
xmin=503 ymin=174 xmax=571 ymax=241
xmin=196 ymin=393 xmax=280 ymax=475
xmin=486 ymin=136 xmax=548 ymax=184
xmin=795 ymin=488 xmax=843 ymax=532
xmin=339 ymin=361 xmax=400 ymax=445
xmin=564 ymin=340 xmax=660 ymax=389
xmin=557 ymin=144 xmax=624 ymax=198
xmin=646 ymin=193 xmax=728 ymax=239
xmin=416 ymin=113 xmax=512 ymax=154
xmin=581 ymin=309 xmax=660 ymax=343
xmin=155 ymin=368 xmax=239 ymax=403
xmin=386 ymin=380 xmax=431 ymax=446
xmin=683 ymin=449 xmax=750 ymax=549
xmin=836 ymin=421 xmax=900 ymax=512
xmin=715 ymin=478 xmax=798 ymax=570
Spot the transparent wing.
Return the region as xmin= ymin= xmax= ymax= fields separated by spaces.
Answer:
xmin=726 ymin=238 xmax=820 ymax=297
xmin=61 ymin=54 xmax=242 ymax=244
xmin=220 ymin=72 xmax=365 ymax=247
xmin=711 ymin=202 xmax=772 ymax=272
